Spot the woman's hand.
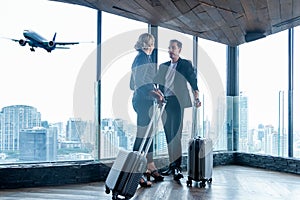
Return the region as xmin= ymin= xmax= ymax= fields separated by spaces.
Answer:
xmin=193 ymin=90 xmax=201 ymax=108
xmin=150 ymin=89 xmax=165 ymax=104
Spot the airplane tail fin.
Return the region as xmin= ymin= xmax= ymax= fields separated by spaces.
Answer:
xmin=52 ymin=33 xmax=57 ymax=41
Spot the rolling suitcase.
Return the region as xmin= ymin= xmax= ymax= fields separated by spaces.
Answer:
xmin=186 ymin=104 xmax=213 ymax=187
xmin=105 ymin=101 xmax=165 ymax=200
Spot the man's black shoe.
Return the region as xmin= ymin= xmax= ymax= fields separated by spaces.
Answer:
xmin=161 ymin=167 xmax=174 ymax=176
xmin=173 ymin=168 xmax=183 ymax=181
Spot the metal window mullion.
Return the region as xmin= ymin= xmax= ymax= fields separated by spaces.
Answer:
xmin=97 ymin=10 xmax=102 ymax=160
xmin=148 ymin=25 xmax=158 ymax=65
xmin=288 ymin=28 xmax=294 ymax=157
xmin=226 ymin=46 xmax=239 ymax=151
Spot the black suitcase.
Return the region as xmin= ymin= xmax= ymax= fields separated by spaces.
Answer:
xmin=186 ymin=105 xmax=213 ymax=187
xmin=105 ymin=101 xmax=165 ymax=200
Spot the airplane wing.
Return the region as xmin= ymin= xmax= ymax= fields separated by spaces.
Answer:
xmin=0 ymin=36 xmax=30 ymax=46
xmin=55 ymin=40 xmax=94 ymax=46
xmin=55 ymin=42 xmax=79 ymax=45
xmin=55 ymin=46 xmax=70 ymax=49
xmin=0 ymin=36 xmax=23 ymax=43
xmin=9 ymin=38 xmax=19 ymax=42
xmin=48 ymin=33 xmax=92 ymax=46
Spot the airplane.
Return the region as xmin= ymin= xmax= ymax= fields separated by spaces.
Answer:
xmin=3 ymin=30 xmax=85 ymax=52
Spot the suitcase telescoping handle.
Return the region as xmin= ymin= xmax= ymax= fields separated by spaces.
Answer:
xmin=192 ymin=99 xmax=201 ymax=138
xmin=138 ymin=100 xmax=166 ymax=155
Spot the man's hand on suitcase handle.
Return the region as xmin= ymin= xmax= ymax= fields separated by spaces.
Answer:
xmin=194 ymin=98 xmax=201 ymax=108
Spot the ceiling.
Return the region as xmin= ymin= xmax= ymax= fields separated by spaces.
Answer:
xmin=50 ymin=0 xmax=300 ymax=46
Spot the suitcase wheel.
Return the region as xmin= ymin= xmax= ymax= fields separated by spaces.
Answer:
xmin=208 ymin=178 xmax=212 ymax=183
xmin=105 ymin=186 xmax=110 ymax=194
xmin=199 ymin=181 xmax=206 ymax=188
xmin=111 ymin=193 xmax=129 ymax=200
xmin=112 ymin=196 xmax=119 ymax=200
xmin=186 ymin=180 xmax=192 ymax=187
xmin=112 ymin=193 xmax=118 ymax=200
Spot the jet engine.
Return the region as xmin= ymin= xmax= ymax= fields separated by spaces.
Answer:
xmin=48 ymin=41 xmax=55 ymax=48
xmin=18 ymin=39 xmax=26 ymax=46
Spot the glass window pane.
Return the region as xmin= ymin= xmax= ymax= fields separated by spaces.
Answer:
xmin=294 ymin=26 xmax=300 ymax=158
xmin=0 ymin=0 xmax=97 ymax=163
xmin=198 ymin=39 xmax=227 ymax=151
xmin=100 ymin=12 xmax=147 ymax=159
xmin=239 ymin=31 xmax=288 ymax=156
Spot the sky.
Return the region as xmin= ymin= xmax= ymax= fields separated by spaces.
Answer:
xmin=239 ymin=30 xmax=300 ymax=130
xmin=0 ymin=0 xmax=299 ymax=131
xmin=0 ymin=0 xmax=97 ymax=123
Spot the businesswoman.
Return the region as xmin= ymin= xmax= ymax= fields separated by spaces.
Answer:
xmin=130 ymin=33 xmax=164 ymax=187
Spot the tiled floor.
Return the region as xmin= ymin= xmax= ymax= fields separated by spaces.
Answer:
xmin=1 ymin=165 xmax=300 ymax=200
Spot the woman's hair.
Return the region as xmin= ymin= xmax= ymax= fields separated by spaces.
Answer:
xmin=134 ymin=33 xmax=155 ymax=51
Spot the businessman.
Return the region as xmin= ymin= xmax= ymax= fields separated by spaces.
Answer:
xmin=155 ymin=39 xmax=201 ymax=181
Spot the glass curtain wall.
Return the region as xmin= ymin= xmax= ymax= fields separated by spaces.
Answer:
xmin=100 ymin=12 xmax=147 ymax=160
xmin=198 ymin=39 xmax=227 ymax=151
xmin=239 ymin=31 xmax=288 ymax=156
xmin=294 ymin=26 xmax=300 ymax=158
xmin=0 ymin=1 xmax=97 ymax=163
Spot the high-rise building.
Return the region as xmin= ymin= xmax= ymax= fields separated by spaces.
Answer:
xmin=182 ymin=128 xmax=190 ymax=154
xmin=100 ymin=118 xmax=119 ymax=159
xmin=99 ymin=118 xmax=132 ymax=158
xmin=239 ymin=93 xmax=248 ymax=139
xmin=215 ymin=95 xmax=227 ymax=150
xmin=66 ymin=118 xmax=86 ymax=142
xmin=100 ymin=128 xmax=119 ymax=159
xmin=0 ymin=105 xmax=41 ymax=151
xmin=239 ymin=93 xmax=248 ymax=152
xmin=0 ymin=112 xmax=3 ymax=150
xmin=278 ymin=130 xmax=288 ymax=157
xmin=264 ymin=125 xmax=274 ymax=154
xmin=19 ymin=127 xmax=57 ymax=161
xmin=247 ymin=129 xmax=254 ymax=147
xmin=257 ymin=124 xmax=265 ymax=141
xmin=154 ymin=130 xmax=168 ymax=156
xmin=47 ymin=126 xmax=58 ymax=161
xmin=51 ymin=122 xmax=66 ymax=141
xmin=101 ymin=118 xmax=113 ymax=130
xmin=114 ymin=119 xmax=128 ymax=150
xmin=80 ymin=121 xmax=96 ymax=150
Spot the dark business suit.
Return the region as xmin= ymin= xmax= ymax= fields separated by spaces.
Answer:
xmin=130 ymin=50 xmax=157 ymax=163
xmin=155 ymin=57 xmax=198 ymax=168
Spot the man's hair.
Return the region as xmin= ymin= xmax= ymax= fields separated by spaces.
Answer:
xmin=170 ymin=39 xmax=182 ymax=49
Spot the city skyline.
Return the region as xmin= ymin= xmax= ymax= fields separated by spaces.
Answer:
xmin=1 ymin=100 xmax=300 ymax=164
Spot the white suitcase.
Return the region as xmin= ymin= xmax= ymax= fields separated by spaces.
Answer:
xmin=105 ymin=101 xmax=165 ymax=199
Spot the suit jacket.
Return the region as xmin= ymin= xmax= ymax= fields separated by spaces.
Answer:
xmin=130 ymin=50 xmax=156 ymax=100
xmin=154 ymin=57 xmax=198 ymax=108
